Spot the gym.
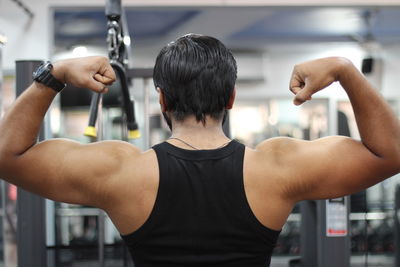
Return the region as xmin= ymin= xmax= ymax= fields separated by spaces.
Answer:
xmin=1 ymin=0 xmax=400 ymax=266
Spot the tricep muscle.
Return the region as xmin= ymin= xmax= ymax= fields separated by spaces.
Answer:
xmin=258 ymin=136 xmax=393 ymax=202
xmin=1 ymin=139 xmax=140 ymax=208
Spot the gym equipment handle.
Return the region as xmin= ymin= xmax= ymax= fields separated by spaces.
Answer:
xmin=84 ymin=62 xmax=140 ymax=140
xmin=111 ymin=60 xmax=140 ymax=139
xmin=84 ymin=92 xmax=102 ymax=138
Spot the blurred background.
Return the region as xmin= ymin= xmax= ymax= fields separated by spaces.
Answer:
xmin=1 ymin=0 xmax=400 ymax=266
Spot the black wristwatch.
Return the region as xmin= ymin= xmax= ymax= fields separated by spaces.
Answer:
xmin=33 ymin=61 xmax=66 ymax=92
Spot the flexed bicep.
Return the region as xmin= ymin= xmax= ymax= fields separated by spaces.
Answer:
xmin=283 ymin=56 xmax=400 ymax=201
xmin=278 ymin=136 xmax=394 ymax=201
xmin=2 ymin=139 xmax=140 ymax=208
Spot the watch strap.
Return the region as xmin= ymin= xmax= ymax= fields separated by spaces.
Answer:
xmin=40 ymin=71 xmax=65 ymax=92
xmin=33 ymin=61 xmax=66 ymax=92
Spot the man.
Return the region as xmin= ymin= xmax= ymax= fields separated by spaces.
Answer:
xmin=0 ymin=34 xmax=399 ymax=266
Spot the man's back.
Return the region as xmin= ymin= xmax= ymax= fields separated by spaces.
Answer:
xmin=119 ymin=140 xmax=280 ymax=266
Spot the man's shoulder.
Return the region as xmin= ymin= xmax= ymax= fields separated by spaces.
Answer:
xmin=94 ymin=140 xmax=157 ymax=187
xmin=243 ymin=137 xmax=310 ymax=179
xmin=243 ymin=137 xmax=296 ymax=177
xmin=254 ymin=137 xmax=303 ymax=158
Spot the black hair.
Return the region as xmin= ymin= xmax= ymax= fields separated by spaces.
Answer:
xmin=153 ymin=34 xmax=237 ymax=124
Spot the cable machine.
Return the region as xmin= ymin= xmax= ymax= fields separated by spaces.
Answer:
xmin=85 ymin=0 xmax=140 ymax=141
xmin=15 ymin=60 xmax=48 ymax=267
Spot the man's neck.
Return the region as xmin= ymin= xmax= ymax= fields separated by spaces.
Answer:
xmin=168 ymin=116 xmax=230 ymax=150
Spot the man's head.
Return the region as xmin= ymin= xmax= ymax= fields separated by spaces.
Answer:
xmin=153 ymin=34 xmax=237 ymax=127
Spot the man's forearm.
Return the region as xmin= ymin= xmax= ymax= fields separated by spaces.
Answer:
xmin=339 ymin=61 xmax=400 ymax=164
xmin=0 ymin=60 xmax=69 ymax=162
xmin=0 ymin=57 xmax=115 ymax=171
xmin=0 ymin=82 xmax=57 ymax=161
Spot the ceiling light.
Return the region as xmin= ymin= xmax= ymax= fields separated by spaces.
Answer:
xmin=0 ymin=34 xmax=7 ymax=44
xmin=72 ymin=46 xmax=88 ymax=57
xmin=123 ymin=36 xmax=131 ymax=46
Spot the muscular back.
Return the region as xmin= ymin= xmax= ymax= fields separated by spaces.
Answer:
xmin=105 ymin=132 xmax=400 ymax=236
xmin=105 ymin=140 xmax=296 ymax=236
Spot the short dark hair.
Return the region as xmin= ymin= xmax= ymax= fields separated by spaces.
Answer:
xmin=153 ymin=34 xmax=237 ymax=124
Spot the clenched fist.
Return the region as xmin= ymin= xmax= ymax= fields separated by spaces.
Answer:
xmin=289 ymin=57 xmax=351 ymax=106
xmin=52 ymin=56 xmax=116 ymax=93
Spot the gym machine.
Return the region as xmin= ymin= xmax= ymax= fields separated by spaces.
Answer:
xmin=292 ymin=198 xmax=350 ymax=267
xmin=15 ymin=60 xmax=48 ymax=267
xmin=84 ymin=0 xmax=140 ymax=141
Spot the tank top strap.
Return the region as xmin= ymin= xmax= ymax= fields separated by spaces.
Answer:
xmin=229 ymin=143 xmax=282 ymax=244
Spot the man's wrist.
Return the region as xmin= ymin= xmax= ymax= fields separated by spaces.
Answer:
xmin=335 ymin=57 xmax=353 ymax=83
xmin=51 ymin=61 xmax=67 ymax=84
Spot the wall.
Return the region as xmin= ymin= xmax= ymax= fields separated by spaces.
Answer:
xmin=0 ymin=0 xmax=52 ymax=70
xmin=232 ymin=42 xmax=364 ymax=100
xmin=381 ymin=45 xmax=400 ymax=98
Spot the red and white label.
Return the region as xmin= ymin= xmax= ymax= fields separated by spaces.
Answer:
xmin=326 ymin=198 xmax=348 ymax=237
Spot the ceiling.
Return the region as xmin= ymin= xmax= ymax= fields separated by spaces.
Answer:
xmin=53 ymin=6 xmax=400 ymax=51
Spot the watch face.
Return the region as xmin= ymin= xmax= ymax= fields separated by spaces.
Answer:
xmin=34 ymin=66 xmax=45 ymax=78
xmin=33 ymin=62 xmax=52 ymax=81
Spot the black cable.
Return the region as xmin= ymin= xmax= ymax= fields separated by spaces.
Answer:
xmin=110 ymin=60 xmax=139 ymax=139
xmin=9 ymin=0 xmax=34 ymax=18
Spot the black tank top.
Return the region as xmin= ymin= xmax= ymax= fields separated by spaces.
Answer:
xmin=121 ymin=140 xmax=281 ymax=266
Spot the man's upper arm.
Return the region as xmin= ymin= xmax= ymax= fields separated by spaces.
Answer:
xmin=1 ymin=139 xmax=140 ymax=208
xmin=257 ymin=136 xmax=396 ymax=202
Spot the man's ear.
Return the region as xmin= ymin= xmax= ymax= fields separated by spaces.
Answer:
xmin=158 ymin=87 xmax=167 ymax=112
xmin=226 ymin=88 xmax=236 ymax=110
